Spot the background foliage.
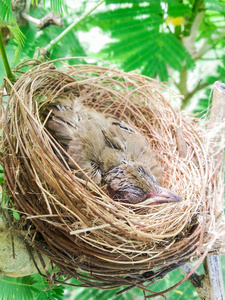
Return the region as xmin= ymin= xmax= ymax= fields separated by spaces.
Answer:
xmin=0 ymin=0 xmax=224 ymax=299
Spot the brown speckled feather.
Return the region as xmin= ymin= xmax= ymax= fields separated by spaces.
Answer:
xmin=43 ymin=99 xmax=182 ymax=204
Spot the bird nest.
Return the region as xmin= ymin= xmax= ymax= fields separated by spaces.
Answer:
xmin=1 ymin=59 xmax=225 ymax=294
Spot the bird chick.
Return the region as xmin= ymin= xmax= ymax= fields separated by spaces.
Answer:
xmin=42 ymin=99 xmax=182 ymax=205
xmin=105 ymin=163 xmax=182 ymax=204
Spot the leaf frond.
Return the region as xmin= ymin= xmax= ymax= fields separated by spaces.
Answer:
xmin=0 ymin=276 xmax=38 ymax=300
xmin=167 ymin=3 xmax=192 ymax=17
xmin=109 ymin=16 xmax=162 ymax=37
xmin=0 ymin=0 xmax=16 ymax=24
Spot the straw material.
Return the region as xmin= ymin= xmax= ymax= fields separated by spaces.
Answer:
xmin=1 ymin=59 xmax=224 ymax=290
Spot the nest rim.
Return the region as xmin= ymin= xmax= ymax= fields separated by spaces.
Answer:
xmin=1 ymin=58 xmax=224 ymax=292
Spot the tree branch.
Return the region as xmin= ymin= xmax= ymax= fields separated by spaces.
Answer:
xmin=180 ymin=264 xmax=204 ymax=298
xmin=183 ymin=0 xmax=204 ymax=38
xmin=202 ymin=81 xmax=225 ymax=300
xmin=203 ymin=255 xmax=225 ymax=300
xmin=43 ymin=0 xmax=105 ymax=53
xmin=179 ymin=82 xmax=225 ymax=299
xmin=176 ymin=7 xmax=206 ymax=108
xmin=182 ymin=11 xmax=205 ymax=58
xmin=181 ymin=82 xmax=208 ymax=109
xmin=21 ymin=12 xmax=63 ymax=29
xmin=0 ymin=31 xmax=15 ymax=82
xmin=208 ymin=81 xmax=225 ymax=127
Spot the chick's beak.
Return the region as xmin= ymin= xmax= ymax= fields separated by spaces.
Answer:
xmin=146 ymin=185 xmax=182 ymax=205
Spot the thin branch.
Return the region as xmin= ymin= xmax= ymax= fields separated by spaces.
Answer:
xmin=182 ymin=11 xmax=205 ymax=57
xmin=0 ymin=31 xmax=15 ymax=83
xmin=176 ymin=6 xmax=206 ymax=108
xmin=183 ymin=0 xmax=204 ymax=37
xmin=180 ymin=264 xmax=204 ymax=298
xmin=175 ymin=68 xmax=208 ymax=110
xmin=43 ymin=0 xmax=105 ymax=53
xmin=203 ymin=81 xmax=225 ymax=300
xmin=203 ymin=255 xmax=225 ymax=300
xmin=208 ymin=82 xmax=225 ymax=126
xmin=194 ymin=32 xmax=225 ymax=60
xmin=21 ymin=12 xmax=63 ymax=29
xmin=176 ymin=68 xmax=188 ymax=97
xmin=181 ymin=82 xmax=209 ymax=109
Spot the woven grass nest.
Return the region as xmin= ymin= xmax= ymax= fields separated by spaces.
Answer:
xmin=1 ymin=59 xmax=225 ymax=292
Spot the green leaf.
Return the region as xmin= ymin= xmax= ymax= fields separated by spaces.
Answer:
xmin=32 ymin=273 xmax=64 ymax=300
xmin=142 ymin=59 xmax=159 ymax=78
xmin=103 ymin=29 xmax=159 ymax=59
xmin=50 ymin=0 xmax=68 ymax=15
xmin=12 ymin=210 xmax=20 ymax=220
xmin=7 ymin=25 xmax=25 ymax=47
xmin=0 ymin=0 xmax=25 ymax=48
xmin=103 ymin=29 xmax=194 ymax=81
xmin=0 ymin=163 xmax=4 ymax=182
xmin=157 ymin=60 xmax=169 ymax=81
xmin=122 ymin=42 xmax=159 ymax=71
xmin=0 ymin=276 xmax=39 ymax=300
xmin=0 ymin=165 xmax=4 ymax=172
xmin=92 ymin=2 xmax=195 ymax=81
xmin=40 ymin=0 xmax=68 ymax=15
xmin=106 ymin=0 xmax=156 ymax=3
xmin=4 ymin=9 xmax=86 ymax=68
xmin=204 ymin=0 xmax=225 ymax=12
xmin=93 ymin=4 xmax=163 ymax=23
xmin=0 ymin=0 xmax=15 ymax=24
xmin=162 ymin=34 xmax=194 ymax=68
xmin=144 ymin=268 xmax=201 ymax=299
xmin=109 ymin=16 xmax=163 ymax=38
xmin=167 ymin=3 xmax=192 ymax=17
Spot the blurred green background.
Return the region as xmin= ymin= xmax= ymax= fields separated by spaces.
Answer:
xmin=0 ymin=0 xmax=224 ymax=299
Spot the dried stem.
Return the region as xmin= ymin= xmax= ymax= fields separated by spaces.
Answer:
xmin=201 ymin=81 xmax=225 ymax=300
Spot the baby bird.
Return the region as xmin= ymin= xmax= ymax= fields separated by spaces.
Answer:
xmin=42 ymin=98 xmax=182 ymax=205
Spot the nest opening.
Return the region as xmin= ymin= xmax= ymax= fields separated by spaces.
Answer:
xmin=1 ymin=59 xmax=224 ymax=291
